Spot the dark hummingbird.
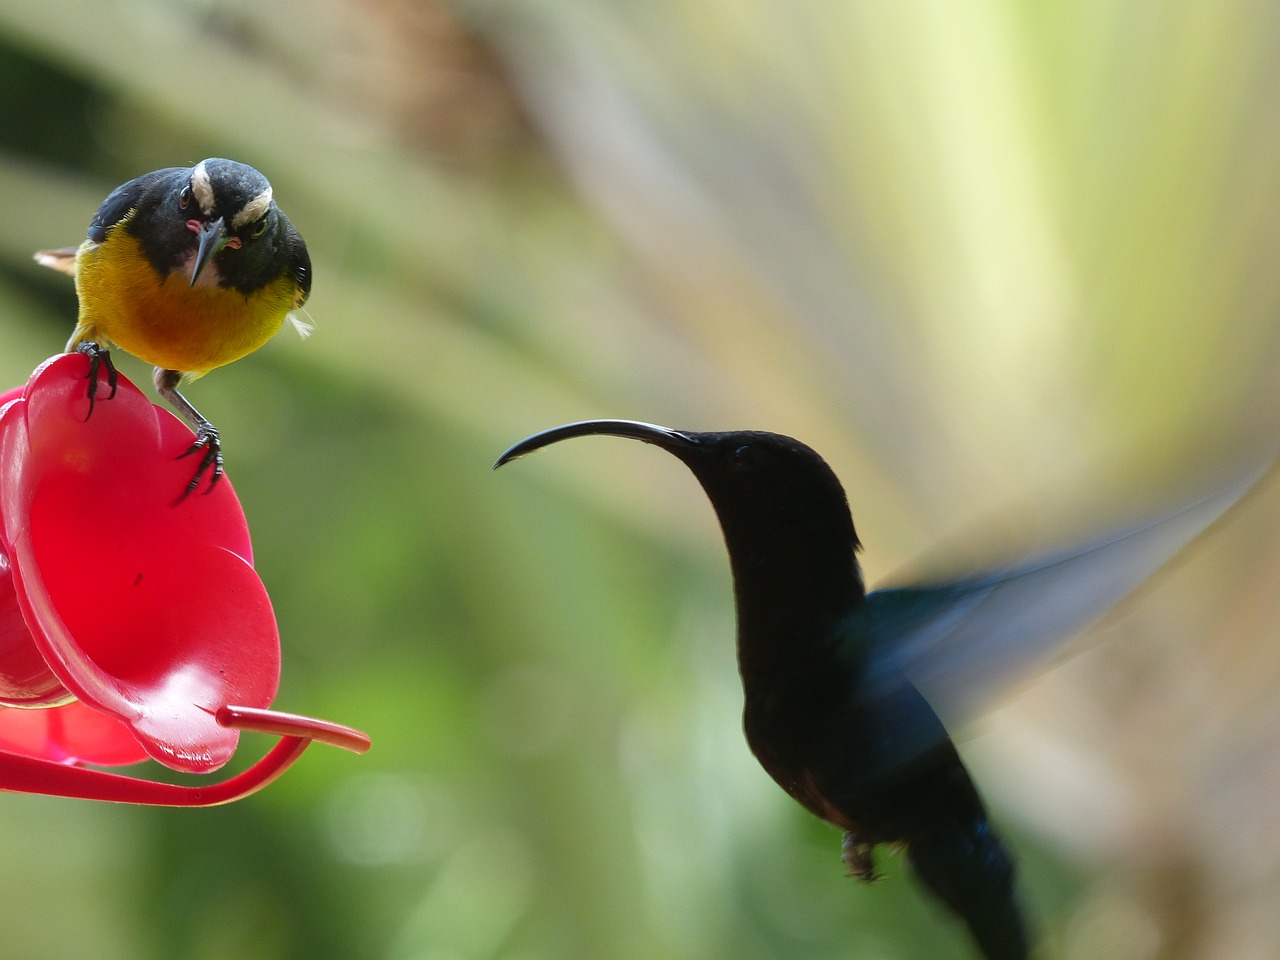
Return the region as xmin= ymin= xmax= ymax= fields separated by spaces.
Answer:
xmin=495 ymin=420 xmax=1262 ymax=960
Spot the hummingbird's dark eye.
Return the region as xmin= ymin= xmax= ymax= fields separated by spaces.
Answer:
xmin=178 ymin=185 xmax=192 ymax=209
xmin=731 ymin=444 xmax=761 ymax=472
xmin=249 ymin=219 xmax=268 ymax=239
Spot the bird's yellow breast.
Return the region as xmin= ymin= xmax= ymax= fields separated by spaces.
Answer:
xmin=71 ymin=228 xmax=298 ymax=375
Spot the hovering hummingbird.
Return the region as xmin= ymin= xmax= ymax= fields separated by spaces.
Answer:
xmin=496 ymin=419 xmax=1263 ymax=960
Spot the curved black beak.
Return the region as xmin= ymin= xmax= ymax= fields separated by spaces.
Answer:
xmin=190 ymin=216 xmax=229 ymax=286
xmin=494 ymin=419 xmax=697 ymax=469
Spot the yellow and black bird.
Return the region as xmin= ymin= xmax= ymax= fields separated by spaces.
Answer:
xmin=35 ymin=158 xmax=311 ymax=495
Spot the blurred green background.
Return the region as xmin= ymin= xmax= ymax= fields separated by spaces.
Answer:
xmin=2 ymin=1 xmax=1280 ymax=958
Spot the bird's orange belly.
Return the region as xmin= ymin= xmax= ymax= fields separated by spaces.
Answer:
xmin=74 ymin=238 xmax=294 ymax=374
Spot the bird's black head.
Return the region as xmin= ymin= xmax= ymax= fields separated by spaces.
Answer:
xmin=117 ymin=158 xmax=311 ymax=301
xmin=497 ymin=420 xmax=866 ymax=662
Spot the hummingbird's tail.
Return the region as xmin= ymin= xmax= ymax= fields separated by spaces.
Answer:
xmin=907 ymin=820 xmax=1030 ymax=960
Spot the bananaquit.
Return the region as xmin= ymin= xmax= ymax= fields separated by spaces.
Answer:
xmin=35 ymin=158 xmax=312 ymax=495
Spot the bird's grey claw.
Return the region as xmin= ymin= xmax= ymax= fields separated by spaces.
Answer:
xmin=175 ymin=423 xmax=224 ymax=500
xmin=73 ymin=341 xmax=118 ymax=420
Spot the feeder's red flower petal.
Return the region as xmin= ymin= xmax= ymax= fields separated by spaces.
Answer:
xmin=0 ymin=551 xmax=66 ymax=706
xmin=0 ymin=384 xmax=63 ymax=706
xmin=0 ymin=699 xmax=149 ymax=766
xmin=0 ymin=355 xmax=280 ymax=773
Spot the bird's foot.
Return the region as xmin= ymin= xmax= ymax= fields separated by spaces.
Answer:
xmin=73 ymin=341 xmax=118 ymax=421
xmin=842 ymin=832 xmax=880 ymax=883
xmin=175 ymin=421 xmax=224 ymax=500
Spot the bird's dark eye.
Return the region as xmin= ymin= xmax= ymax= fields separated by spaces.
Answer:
xmin=178 ymin=185 xmax=192 ymax=209
xmin=731 ymin=444 xmax=761 ymax=471
xmin=249 ymin=219 xmax=268 ymax=239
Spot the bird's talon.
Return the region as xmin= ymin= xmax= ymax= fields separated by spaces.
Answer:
xmin=73 ymin=341 xmax=118 ymax=420
xmin=173 ymin=425 xmax=223 ymax=502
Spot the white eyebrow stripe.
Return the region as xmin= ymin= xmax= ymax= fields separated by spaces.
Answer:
xmin=190 ymin=161 xmax=216 ymax=215
xmin=231 ymin=187 xmax=274 ymax=228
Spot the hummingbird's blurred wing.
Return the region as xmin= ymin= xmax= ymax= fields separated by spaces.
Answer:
xmin=857 ymin=458 xmax=1268 ymax=765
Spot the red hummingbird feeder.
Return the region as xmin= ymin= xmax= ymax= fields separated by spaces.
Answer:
xmin=0 ymin=352 xmax=368 ymax=805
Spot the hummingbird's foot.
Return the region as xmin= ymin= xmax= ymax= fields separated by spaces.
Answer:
xmin=73 ymin=341 xmax=118 ymax=421
xmin=842 ymin=832 xmax=880 ymax=883
xmin=176 ymin=422 xmax=224 ymax=500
